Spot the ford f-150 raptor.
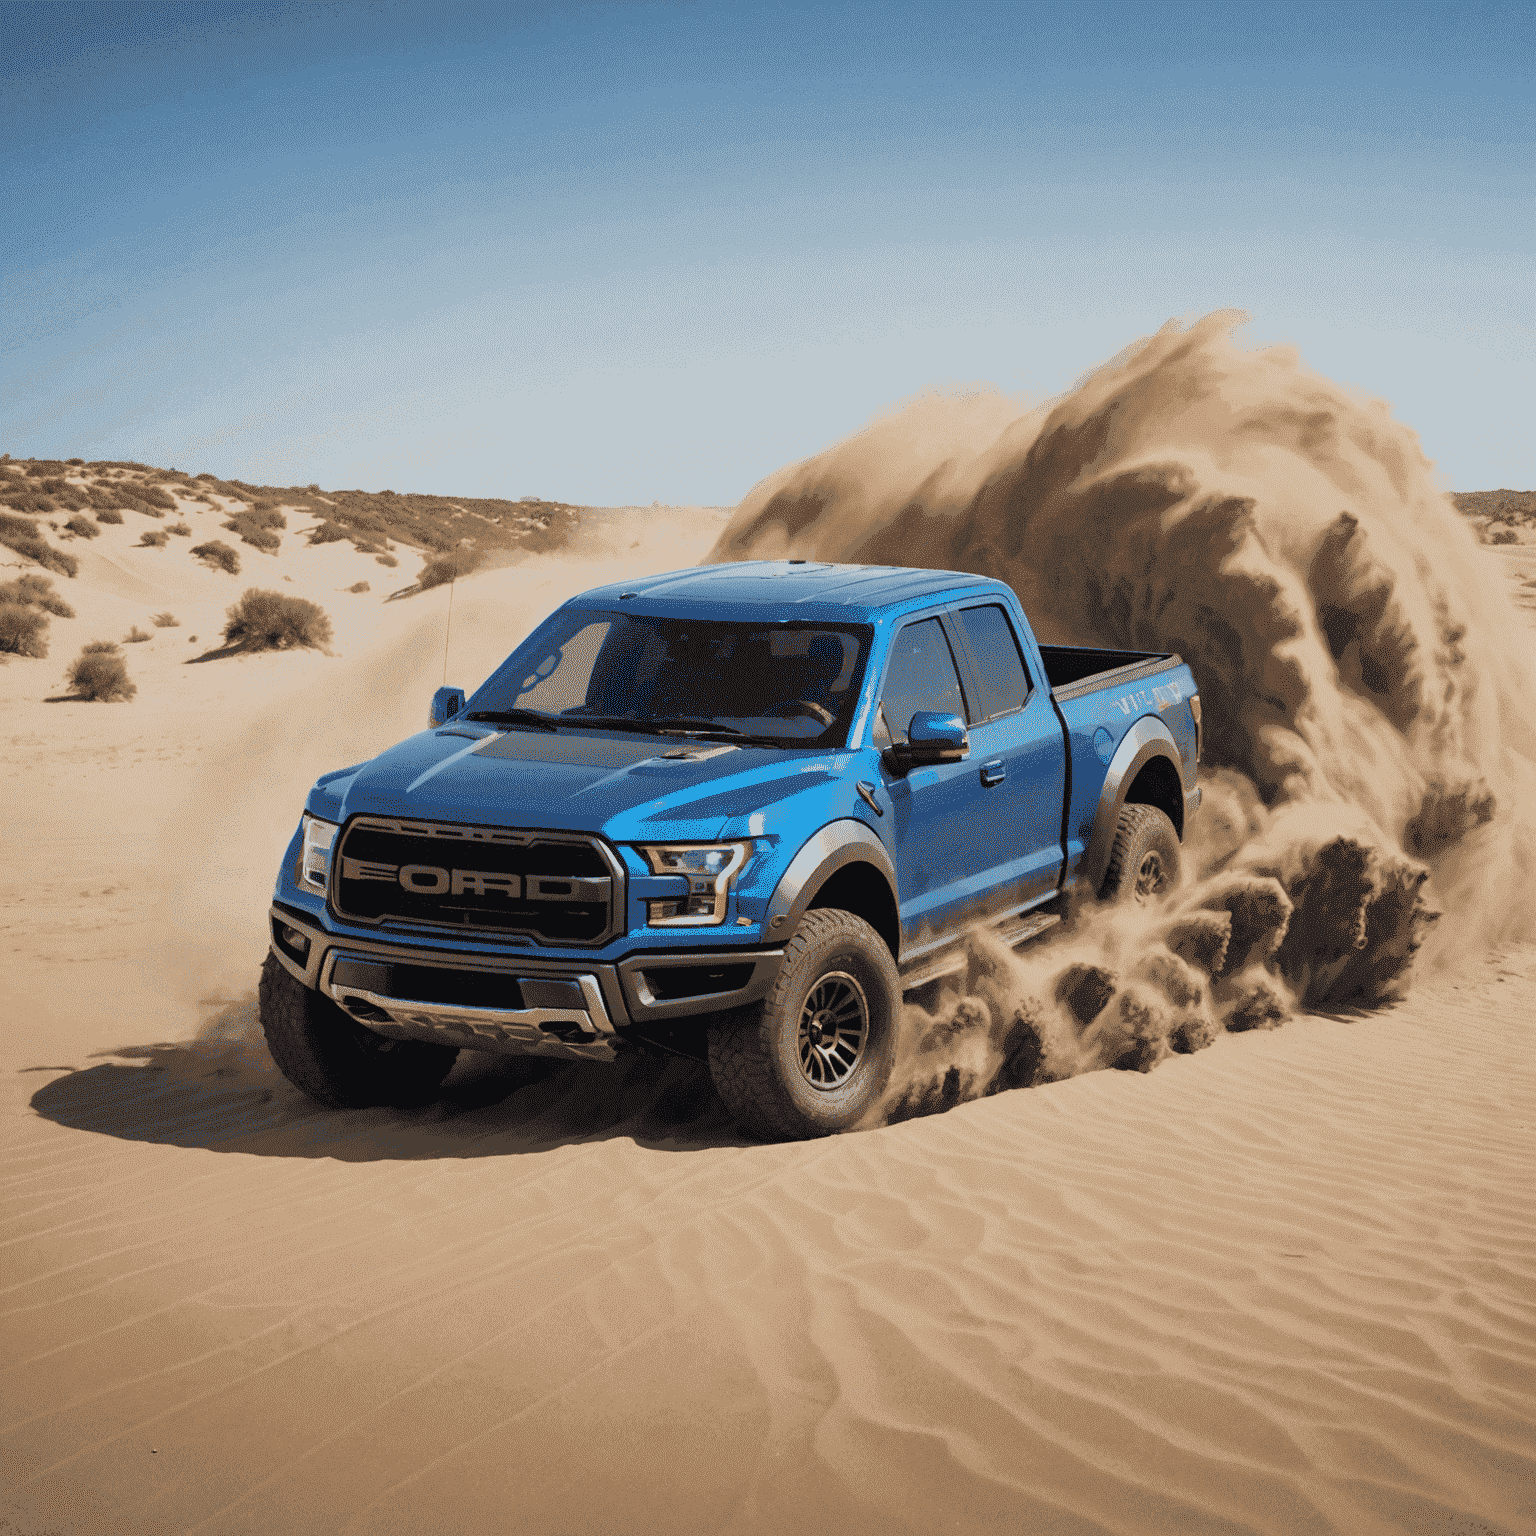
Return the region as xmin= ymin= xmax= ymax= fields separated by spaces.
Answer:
xmin=261 ymin=561 xmax=1202 ymax=1139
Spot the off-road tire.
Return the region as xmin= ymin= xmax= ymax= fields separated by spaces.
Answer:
xmin=1102 ymin=803 xmax=1181 ymax=902
xmin=258 ymin=952 xmax=459 ymax=1109
xmin=707 ymin=909 xmax=899 ymax=1141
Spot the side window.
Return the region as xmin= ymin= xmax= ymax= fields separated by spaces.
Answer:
xmin=955 ymin=604 xmax=1031 ymax=721
xmin=880 ymin=617 xmax=967 ymax=743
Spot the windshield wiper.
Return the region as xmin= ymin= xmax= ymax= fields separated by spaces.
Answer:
xmin=462 ymin=708 xmax=559 ymax=732
xmin=647 ymin=718 xmax=794 ymax=749
xmin=648 ymin=715 xmax=743 ymax=734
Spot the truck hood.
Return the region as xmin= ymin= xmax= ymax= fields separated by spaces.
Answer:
xmin=315 ymin=725 xmax=857 ymax=843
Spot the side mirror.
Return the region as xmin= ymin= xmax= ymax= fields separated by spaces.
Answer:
xmin=429 ymin=686 xmax=466 ymax=728
xmin=887 ymin=710 xmax=969 ymax=771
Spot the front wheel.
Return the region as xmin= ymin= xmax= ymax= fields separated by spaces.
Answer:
xmin=1101 ymin=803 xmax=1182 ymax=902
xmin=707 ymin=909 xmax=899 ymax=1141
xmin=258 ymin=952 xmax=459 ymax=1108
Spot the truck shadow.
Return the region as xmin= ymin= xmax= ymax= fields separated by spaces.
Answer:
xmin=26 ymin=999 xmax=746 ymax=1159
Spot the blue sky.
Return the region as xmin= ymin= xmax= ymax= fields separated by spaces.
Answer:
xmin=4 ymin=0 xmax=1532 ymax=503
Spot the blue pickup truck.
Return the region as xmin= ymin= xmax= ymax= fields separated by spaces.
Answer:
xmin=261 ymin=561 xmax=1202 ymax=1139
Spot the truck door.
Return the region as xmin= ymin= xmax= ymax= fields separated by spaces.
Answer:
xmin=949 ymin=602 xmax=1068 ymax=909
xmin=874 ymin=615 xmax=996 ymax=950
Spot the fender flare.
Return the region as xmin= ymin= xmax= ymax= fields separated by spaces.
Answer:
xmin=764 ymin=820 xmax=899 ymax=948
xmin=1078 ymin=715 xmax=1185 ymax=897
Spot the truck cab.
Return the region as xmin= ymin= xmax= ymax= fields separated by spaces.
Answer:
xmin=262 ymin=561 xmax=1201 ymax=1138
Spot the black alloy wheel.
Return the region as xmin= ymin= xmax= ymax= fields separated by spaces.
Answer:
xmin=1102 ymin=803 xmax=1182 ymax=903
xmin=708 ymin=908 xmax=899 ymax=1141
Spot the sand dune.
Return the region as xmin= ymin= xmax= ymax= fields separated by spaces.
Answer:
xmin=2 ymin=489 xmax=1533 ymax=1533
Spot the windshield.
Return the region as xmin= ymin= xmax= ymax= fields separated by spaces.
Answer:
xmin=467 ymin=609 xmax=873 ymax=746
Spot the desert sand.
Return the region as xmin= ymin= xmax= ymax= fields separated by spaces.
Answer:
xmin=2 ymin=468 xmax=1534 ymax=1535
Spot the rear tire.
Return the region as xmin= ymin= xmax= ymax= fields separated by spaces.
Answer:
xmin=1101 ymin=803 xmax=1181 ymax=902
xmin=258 ymin=952 xmax=459 ymax=1108
xmin=707 ymin=909 xmax=899 ymax=1141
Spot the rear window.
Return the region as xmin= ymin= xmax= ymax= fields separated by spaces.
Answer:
xmin=955 ymin=604 xmax=1031 ymax=720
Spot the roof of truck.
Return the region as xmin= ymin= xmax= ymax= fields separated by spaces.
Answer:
xmin=574 ymin=561 xmax=1005 ymax=620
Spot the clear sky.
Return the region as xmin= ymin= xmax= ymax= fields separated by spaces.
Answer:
xmin=4 ymin=0 xmax=1532 ymax=503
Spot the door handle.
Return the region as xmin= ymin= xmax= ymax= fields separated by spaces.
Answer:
xmin=980 ymin=759 xmax=1006 ymax=787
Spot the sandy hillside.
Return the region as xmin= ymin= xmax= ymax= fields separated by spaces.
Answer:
xmin=2 ymin=513 xmax=1534 ymax=1534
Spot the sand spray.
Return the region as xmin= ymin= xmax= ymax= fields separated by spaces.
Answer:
xmin=710 ymin=311 xmax=1536 ymax=1121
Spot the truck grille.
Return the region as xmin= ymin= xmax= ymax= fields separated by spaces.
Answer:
xmin=332 ymin=816 xmax=619 ymax=945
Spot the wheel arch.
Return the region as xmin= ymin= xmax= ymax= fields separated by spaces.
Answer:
xmin=764 ymin=820 xmax=901 ymax=961
xmin=1079 ymin=716 xmax=1186 ymax=896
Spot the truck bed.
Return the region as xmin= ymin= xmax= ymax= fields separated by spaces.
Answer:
xmin=1039 ymin=644 xmax=1179 ymax=701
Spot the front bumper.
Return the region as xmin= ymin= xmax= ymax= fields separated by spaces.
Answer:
xmin=269 ymin=903 xmax=783 ymax=1063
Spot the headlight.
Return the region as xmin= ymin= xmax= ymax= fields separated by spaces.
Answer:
xmin=639 ymin=842 xmax=750 ymax=926
xmin=299 ymin=813 xmax=339 ymax=894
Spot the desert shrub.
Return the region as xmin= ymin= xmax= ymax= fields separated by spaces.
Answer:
xmin=223 ymin=507 xmax=284 ymax=552
xmin=221 ymin=588 xmax=333 ymax=652
xmin=2 ymin=487 xmax=56 ymax=514
xmin=124 ymin=625 xmax=151 ymax=643
xmin=0 ymin=601 xmax=49 ymax=657
xmin=347 ymin=580 xmax=370 ymax=593
xmin=95 ymin=507 xmax=124 ymax=525
xmin=191 ymin=540 xmax=240 ymax=574
xmin=67 ymin=647 xmax=135 ymax=701
xmin=309 ymin=521 xmax=348 ymax=545
xmin=138 ymin=529 xmax=170 ymax=548
xmin=0 ymin=573 xmax=74 ymax=617
xmin=67 ymin=458 xmax=84 ymax=466
xmin=0 ymin=512 xmax=78 ymax=577
xmin=375 ymin=553 xmax=398 ymax=567
xmin=167 ymin=522 xmax=191 ymax=536
xmin=65 ymin=514 xmax=100 ymax=539
xmin=416 ymin=546 xmax=480 ymax=591
xmin=151 ymin=611 xmax=180 ymax=627
xmin=83 ymin=639 xmax=119 ymax=654
xmin=135 ymin=484 xmax=177 ymax=512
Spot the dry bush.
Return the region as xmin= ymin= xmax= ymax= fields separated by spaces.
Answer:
xmin=95 ymin=507 xmax=124 ymax=525
xmin=151 ymin=611 xmax=180 ymax=627
xmin=67 ymin=646 xmax=135 ymax=701
xmin=347 ymin=580 xmax=371 ymax=593
xmin=138 ymin=529 xmax=170 ymax=548
xmin=0 ymin=512 xmax=78 ymax=578
xmin=134 ymin=484 xmax=177 ymax=512
xmin=64 ymin=514 xmax=100 ymax=539
xmin=309 ymin=521 xmax=349 ymax=545
xmin=415 ymin=545 xmax=480 ymax=591
xmin=223 ymin=506 xmax=285 ymax=553
xmin=167 ymin=521 xmax=191 ymax=536
xmin=124 ymin=625 xmax=152 ymax=643
xmin=0 ymin=602 xmax=49 ymax=658
xmin=0 ymin=573 xmax=74 ymax=617
xmin=191 ymin=540 xmax=240 ymax=574
xmin=82 ymin=639 xmax=119 ymax=654
xmin=375 ymin=553 xmax=398 ymax=567
xmin=3 ymin=487 xmax=56 ymax=514
xmin=222 ymin=588 xmax=333 ymax=652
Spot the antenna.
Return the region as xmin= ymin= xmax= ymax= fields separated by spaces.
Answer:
xmin=442 ymin=537 xmax=472 ymax=686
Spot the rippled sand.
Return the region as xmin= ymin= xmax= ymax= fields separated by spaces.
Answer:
xmin=1 ymin=522 xmax=1532 ymax=1535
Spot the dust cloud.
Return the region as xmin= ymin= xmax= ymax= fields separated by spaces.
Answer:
xmin=709 ymin=311 xmax=1536 ymax=1118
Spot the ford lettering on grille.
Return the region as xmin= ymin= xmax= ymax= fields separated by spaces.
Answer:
xmin=333 ymin=818 xmax=617 ymax=943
